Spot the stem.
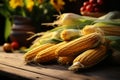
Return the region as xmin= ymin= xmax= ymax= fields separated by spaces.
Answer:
xmin=4 ymin=17 xmax=12 ymax=41
xmin=21 ymin=8 xmax=26 ymax=17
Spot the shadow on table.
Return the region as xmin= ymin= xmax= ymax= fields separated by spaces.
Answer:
xmin=0 ymin=70 xmax=31 ymax=80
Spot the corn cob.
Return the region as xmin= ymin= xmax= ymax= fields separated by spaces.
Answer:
xmin=81 ymin=25 xmax=104 ymax=35
xmin=60 ymin=29 xmax=81 ymax=41
xmin=68 ymin=45 xmax=107 ymax=71
xmin=94 ymin=23 xmax=120 ymax=36
xmin=55 ymin=32 xmax=103 ymax=57
xmin=81 ymin=23 xmax=120 ymax=36
xmin=24 ymin=43 xmax=55 ymax=63
xmin=34 ymin=42 xmax=67 ymax=63
xmin=97 ymin=25 xmax=120 ymax=36
xmin=57 ymin=56 xmax=76 ymax=65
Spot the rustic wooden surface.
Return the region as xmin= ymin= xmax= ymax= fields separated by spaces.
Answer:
xmin=0 ymin=47 xmax=120 ymax=80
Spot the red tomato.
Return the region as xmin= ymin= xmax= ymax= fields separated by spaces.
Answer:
xmin=11 ymin=41 xmax=19 ymax=50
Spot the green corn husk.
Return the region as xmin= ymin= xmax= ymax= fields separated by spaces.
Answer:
xmin=28 ymin=15 xmax=96 ymax=50
xmin=105 ymin=36 xmax=120 ymax=52
xmin=49 ymin=19 xmax=94 ymax=32
xmin=94 ymin=11 xmax=120 ymax=26
xmin=42 ymin=13 xmax=97 ymax=27
xmin=27 ymin=29 xmax=63 ymax=50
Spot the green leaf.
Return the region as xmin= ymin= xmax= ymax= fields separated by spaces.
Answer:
xmin=4 ymin=17 xmax=12 ymax=41
xmin=0 ymin=7 xmax=10 ymax=17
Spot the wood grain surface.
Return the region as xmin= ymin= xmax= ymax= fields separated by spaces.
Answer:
xmin=0 ymin=47 xmax=120 ymax=80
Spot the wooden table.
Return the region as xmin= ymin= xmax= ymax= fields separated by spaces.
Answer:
xmin=0 ymin=47 xmax=120 ymax=80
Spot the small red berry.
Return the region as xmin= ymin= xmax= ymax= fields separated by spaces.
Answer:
xmin=97 ymin=0 xmax=103 ymax=5
xmin=85 ymin=4 xmax=93 ymax=12
xmin=80 ymin=6 xmax=85 ymax=12
xmin=94 ymin=7 xmax=100 ymax=12
xmin=83 ymin=1 xmax=89 ymax=7
xmin=11 ymin=41 xmax=19 ymax=50
xmin=89 ymin=0 xmax=97 ymax=3
xmin=92 ymin=3 xmax=98 ymax=7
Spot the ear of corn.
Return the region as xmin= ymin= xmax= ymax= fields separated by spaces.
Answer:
xmin=82 ymin=23 xmax=120 ymax=36
xmin=98 ymin=25 xmax=120 ymax=36
xmin=57 ymin=56 xmax=76 ymax=65
xmin=81 ymin=25 xmax=104 ymax=35
xmin=24 ymin=43 xmax=56 ymax=63
xmin=94 ymin=23 xmax=120 ymax=36
xmin=34 ymin=42 xmax=67 ymax=63
xmin=55 ymin=32 xmax=103 ymax=57
xmin=68 ymin=45 xmax=107 ymax=71
xmin=60 ymin=29 xmax=81 ymax=41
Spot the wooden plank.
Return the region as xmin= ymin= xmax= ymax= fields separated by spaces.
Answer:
xmin=0 ymin=64 xmax=59 ymax=80
xmin=0 ymin=53 xmax=98 ymax=80
xmin=0 ymin=47 xmax=120 ymax=80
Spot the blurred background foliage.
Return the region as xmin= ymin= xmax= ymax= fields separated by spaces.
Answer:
xmin=0 ymin=0 xmax=84 ymax=45
xmin=0 ymin=0 xmax=120 ymax=45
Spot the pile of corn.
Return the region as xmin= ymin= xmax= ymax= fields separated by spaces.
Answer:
xmin=24 ymin=12 xmax=120 ymax=71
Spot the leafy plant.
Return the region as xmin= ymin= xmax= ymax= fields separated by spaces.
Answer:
xmin=0 ymin=0 xmax=57 ymax=40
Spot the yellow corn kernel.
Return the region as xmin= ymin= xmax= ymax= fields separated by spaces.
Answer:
xmin=34 ymin=42 xmax=67 ymax=63
xmin=56 ymin=32 xmax=103 ymax=57
xmin=68 ymin=45 xmax=107 ymax=71
xmin=60 ymin=29 xmax=81 ymax=41
xmin=58 ymin=56 xmax=76 ymax=65
xmin=24 ymin=43 xmax=55 ymax=63
xmin=98 ymin=25 xmax=120 ymax=36
xmin=81 ymin=25 xmax=104 ymax=35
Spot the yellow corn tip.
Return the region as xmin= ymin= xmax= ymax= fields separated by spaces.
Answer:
xmin=24 ymin=43 xmax=55 ymax=63
xmin=56 ymin=32 xmax=103 ymax=57
xmin=69 ymin=45 xmax=107 ymax=71
xmin=34 ymin=42 xmax=67 ymax=63
xmin=81 ymin=25 xmax=104 ymax=35
xmin=58 ymin=56 xmax=76 ymax=65
xmin=60 ymin=29 xmax=81 ymax=41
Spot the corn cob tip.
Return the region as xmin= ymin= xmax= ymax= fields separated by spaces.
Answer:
xmin=24 ymin=54 xmax=34 ymax=63
xmin=57 ymin=57 xmax=75 ymax=65
xmin=68 ymin=62 xmax=85 ymax=71
xmin=81 ymin=25 xmax=104 ymax=36
xmin=24 ymin=56 xmax=35 ymax=64
xmin=60 ymin=29 xmax=81 ymax=41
